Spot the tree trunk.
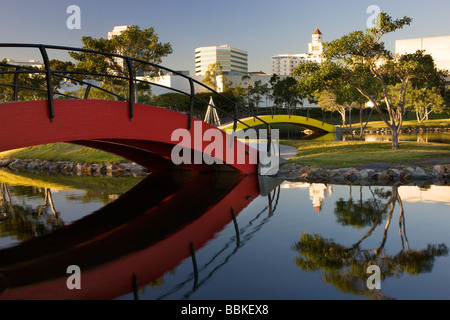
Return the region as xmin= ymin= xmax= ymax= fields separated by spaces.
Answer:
xmin=359 ymin=103 xmax=364 ymax=141
xmin=348 ymin=107 xmax=354 ymax=139
xmin=339 ymin=108 xmax=346 ymax=127
xmin=416 ymin=110 xmax=421 ymax=123
xmin=391 ymin=127 xmax=400 ymax=149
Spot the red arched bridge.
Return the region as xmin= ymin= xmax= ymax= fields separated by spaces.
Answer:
xmin=0 ymin=44 xmax=278 ymax=176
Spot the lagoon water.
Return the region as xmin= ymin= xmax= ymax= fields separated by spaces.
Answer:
xmin=0 ymin=167 xmax=449 ymax=300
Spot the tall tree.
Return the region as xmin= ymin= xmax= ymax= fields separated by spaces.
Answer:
xmin=294 ymin=62 xmax=377 ymax=140
xmin=270 ymin=75 xmax=303 ymax=110
xmin=315 ymin=89 xmax=348 ymax=127
xmin=249 ymin=80 xmax=269 ymax=111
xmin=0 ymin=59 xmax=75 ymax=101
xmin=202 ymin=62 xmax=232 ymax=92
xmin=407 ymin=87 xmax=448 ymax=122
xmin=69 ymin=25 xmax=173 ymax=101
xmin=315 ymin=12 xmax=446 ymax=149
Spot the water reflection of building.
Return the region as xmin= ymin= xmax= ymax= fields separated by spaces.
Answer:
xmin=281 ymin=181 xmax=333 ymax=211
xmin=399 ymin=186 xmax=450 ymax=205
xmin=309 ymin=183 xmax=333 ymax=212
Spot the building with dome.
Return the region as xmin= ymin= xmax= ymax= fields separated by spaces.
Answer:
xmin=271 ymin=28 xmax=324 ymax=76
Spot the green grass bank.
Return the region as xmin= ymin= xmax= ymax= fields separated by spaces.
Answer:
xmin=281 ymin=140 xmax=450 ymax=168
xmin=0 ymin=143 xmax=125 ymax=163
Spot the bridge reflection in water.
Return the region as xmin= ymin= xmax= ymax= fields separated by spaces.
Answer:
xmin=0 ymin=168 xmax=282 ymax=300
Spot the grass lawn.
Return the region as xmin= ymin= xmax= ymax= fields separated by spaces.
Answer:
xmin=0 ymin=143 xmax=125 ymax=163
xmin=281 ymin=140 xmax=450 ymax=168
xmin=365 ymin=118 xmax=450 ymax=130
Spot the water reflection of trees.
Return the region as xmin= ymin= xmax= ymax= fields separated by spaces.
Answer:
xmin=292 ymin=184 xmax=449 ymax=300
xmin=334 ymin=186 xmax=391 ymax=228
xmin=0 ymin=183 xmax=64 ymax=242
xmin=0 ymin=173 xmax=141 ymax=244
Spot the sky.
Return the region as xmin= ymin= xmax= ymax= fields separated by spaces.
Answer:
xmin=1 ymin=0 xmax=449 ymax=74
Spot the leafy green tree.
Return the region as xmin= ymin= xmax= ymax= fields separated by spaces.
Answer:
xmin=294 ymin=61 xmax=376 ymax=140
xmin=250 ymin=80 xmax=269 ymax=110
xmin=315 ymin=12 xmax=447 ymax=149
xmin=149 ymin=92 xmax=190 ymax=112
xmin=194 ymin=91 xmax=237 ymax=115
xmin=270 ymin=74 xmax=303 ymax=110
xmin=0 ymin=59 xmax=76 ymax=102
xmin=230 ymin=81 xmax=246 ymax=106
xmin=240 ymin=74 xmax=252 ymax=107
xmin=69 ymin=25 xmax=173 ymax=101
xmin=148 ymin=91 xmax=237 ymax=119
xmin=201 ymin=62 xmax=233 ymax=93
xmin=316 ymin=89 xmax=348 ymax=126
xmin=202 ymin=62 xmax=223 ymax=91
xmin=395 ymin=86 xmax=447 ymax=122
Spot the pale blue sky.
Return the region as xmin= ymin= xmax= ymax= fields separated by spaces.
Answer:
xmin=1 ymin=0 xmax=449 ymax=74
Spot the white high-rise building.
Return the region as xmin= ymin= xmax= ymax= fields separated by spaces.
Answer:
xmin=108 ymin=25 xmax=129 ymax=39
xmin=195 ymin=45 xmax=248 ymax=76
xmin=272 ymin=29 xmax=324 ymax=76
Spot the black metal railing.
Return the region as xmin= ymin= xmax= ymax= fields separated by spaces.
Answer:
xmin=244 ymin=106 xmax=330 ymax=126
xmin=0 ymin=43 xmax=273 ymax=152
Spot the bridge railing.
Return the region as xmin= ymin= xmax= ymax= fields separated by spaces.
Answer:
xmin=219 ymin=106 xmax=330 ymax=128
xmin=0 ymin=43 xmax=273 ymax=153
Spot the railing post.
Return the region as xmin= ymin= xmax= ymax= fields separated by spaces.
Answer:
xmin=189 ymin=241 xmax=199 ymax=290
xmin=188 ymin=78 xmax=195 ymax=130
xmin=39 ymin=45 xmax=54 ymax=122
xmin=231 ymin=207 xmax=240 ymax=247
xmin=126 ymin=57 xmax=134 ymax=121
xmin=84 ymin=83 xmax=92 ymax=99
xmin=132 ymin=272 xmax=139 ymax=300
xmin=267 ymin=124 xmax=272 ymax=154
xmin=233 ymin=102 xmax=238 ymax=132
xmin=13 ymin=66 xmax=19 ymax=101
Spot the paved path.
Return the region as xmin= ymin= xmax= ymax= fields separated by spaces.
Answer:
xmin=279 ymin=144 xmax=297 ymax=161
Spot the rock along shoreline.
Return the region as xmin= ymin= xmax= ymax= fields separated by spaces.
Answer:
xmin=0 ymin=158 xmax=149 ymax=178
xmin=275 ymin=162 xmax=450 ymax=186
xmin=1 ymin=157 xmax=449 ymax=186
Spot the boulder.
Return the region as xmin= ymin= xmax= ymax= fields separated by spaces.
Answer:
xmin=0 ymin=159 xmax=14 ymax=167
xmin=433 ymin=165 xmax=446 ymax=175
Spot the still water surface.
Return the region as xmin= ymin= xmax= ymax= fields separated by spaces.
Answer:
xmin=0 ymin=168 xmax=449 ymax=300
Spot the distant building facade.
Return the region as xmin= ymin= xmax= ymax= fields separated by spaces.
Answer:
xmin=195 ymin=45 xmax=248 ymax=76
xmin=395 ymin=35 xmax=450 ymax=72
xmin=5 ymin=59 xmax=43 ymax=68
xmin=108 ymin=25 xmax=129 ymax=40
xmin=271 ymin=28 xmax=324 ymax=76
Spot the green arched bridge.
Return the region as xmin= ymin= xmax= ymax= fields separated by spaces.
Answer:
xmin=219 ymin=114 xmax=337 ymax=133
